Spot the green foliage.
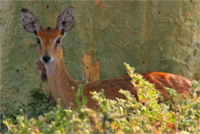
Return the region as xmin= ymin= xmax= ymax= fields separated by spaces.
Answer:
xmin=0 ymin=88 xmax=55 ymax=133
xmin=2 ymin=63 xmax=200 ymax=133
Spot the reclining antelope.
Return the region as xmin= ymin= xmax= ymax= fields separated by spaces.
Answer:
xmin=21 ymin=6 xmax=197 ymax=109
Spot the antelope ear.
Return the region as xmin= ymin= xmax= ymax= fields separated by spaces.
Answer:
xmin=56 ymin=6 xmax=75 ymax=36
xmin=21 ymin=8 xmax=41 ymax=36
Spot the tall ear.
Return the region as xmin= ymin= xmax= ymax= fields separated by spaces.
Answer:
xmin=21 ymin=8 xmax=41 ymax=36
xmin=56 ymin=6 xmax=75 ymax=35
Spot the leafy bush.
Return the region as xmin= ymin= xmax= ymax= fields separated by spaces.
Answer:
xmin=1 ymin=63 xmax=200 ymax=133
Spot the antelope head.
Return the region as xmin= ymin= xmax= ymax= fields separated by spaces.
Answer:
xmin=21 ymin=7 xmax=75 ymax=75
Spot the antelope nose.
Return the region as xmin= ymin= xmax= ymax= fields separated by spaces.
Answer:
xmin=42 ymin=55 xmax=51 ymax=63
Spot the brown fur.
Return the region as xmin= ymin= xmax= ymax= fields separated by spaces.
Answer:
xmin=47 ymin=58 xmax=78 ymax=109
xmin=36 ymin=60 xmax=47 ymax=81
xmin=142 ymin=72 xmax=192 ymax=100
xmin=21 ymin=7 xmax=199 ymax=110
xmin=35 ymin=58 xmax=194 ymax=109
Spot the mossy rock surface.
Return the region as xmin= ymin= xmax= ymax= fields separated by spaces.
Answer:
xmin=1 ymin=1 xmax=200 ymax=112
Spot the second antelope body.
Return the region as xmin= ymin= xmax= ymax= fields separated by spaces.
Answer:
xmin=21 ymin=7 xmax=193 ymax=109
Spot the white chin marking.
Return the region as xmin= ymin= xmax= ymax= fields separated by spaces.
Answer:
xmin=40 ymin=57 xmax=55 ymax=77
xmin=49 ymin=58 xmax=54 ymax=63
xmin=40 ymin=57 xmax=44 ymax=63
xmin=45 ymin=62 xmax=56 ymax=77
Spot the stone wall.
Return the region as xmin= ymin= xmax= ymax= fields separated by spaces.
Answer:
xmin=1 ymin=0 xmax=199 ymax=112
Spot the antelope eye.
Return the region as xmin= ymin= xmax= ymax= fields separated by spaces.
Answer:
xmin=56 ymin=38 xmax=61 ymax=45
xmin=36 ymin=38 xmax=41 ymax=44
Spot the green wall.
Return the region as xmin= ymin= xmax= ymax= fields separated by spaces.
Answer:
xmin=1 ymin=1 xmax=200 ymax=112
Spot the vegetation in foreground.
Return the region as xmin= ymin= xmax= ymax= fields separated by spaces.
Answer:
xmin=1 ymin=63 xmax=200 ymax=133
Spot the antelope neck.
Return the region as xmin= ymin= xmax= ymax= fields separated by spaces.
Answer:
xmin=45 ymin=58 xmax=78 ymax=108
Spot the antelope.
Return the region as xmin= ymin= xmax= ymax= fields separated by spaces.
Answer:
xmin=21 ymin=7 xmax=195 ymax=109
